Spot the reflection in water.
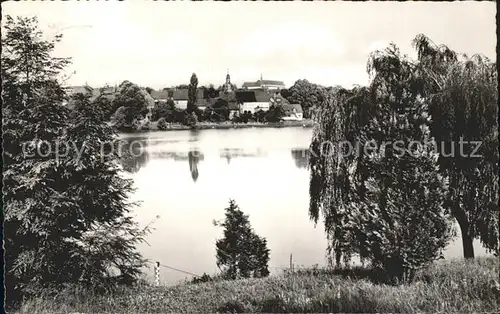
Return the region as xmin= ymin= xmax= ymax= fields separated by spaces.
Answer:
xmin=118 ymin=135 xmax=273 ymax=175
xmin=118 ymin=136 xmax=205 ymax=175
xmin=188 ymin=150 xmax=204 ymax=182
xmin=291 ymin=149 xmax=310 ymax=169
xmin=119 ymin=138 xmax=150 ymax=173
xmin=219 ymin=148 xmax=268 ymax=160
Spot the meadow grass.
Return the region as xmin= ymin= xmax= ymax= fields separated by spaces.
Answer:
xmin=16 ymin=257 xmax=499 ymax=313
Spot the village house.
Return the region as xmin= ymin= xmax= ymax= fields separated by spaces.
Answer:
xmin=281 ymin=103 xmax=304 ymax=121
xmin=236 ymin=89 xmax=271 ymax=114
xmin=162 ymin=88 xmax=206 ymax=110
xmin=148 ymin=71 xmax=299 ymax=120
xmin=62 ymin=84 xmax=117 ymax=107
xmin=150 ymin=89 xmax=171 ymax=104
xmin=62 ymin=85 xmax=91 ymax=97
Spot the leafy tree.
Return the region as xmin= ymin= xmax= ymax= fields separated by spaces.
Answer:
xmin=111 ymin=81 xmax=151 ymax=130
xmin=153 ymin=99 xmax=184 ymax=123
xmin=65 ymin=92 xmax=150 ymax=287
xmin=2 ymin=16 xmax=72 ymax=303
xmin=412 ymin=34 xmax=499 ymax=258
xmin=212 ymin=98 xmax=229 ymax=121
xmin=234 ymin=110 xmax=253 ymax=123
xmin=309 ymin=43 xmax=455 ymax=282
xmin=111 ymin=106 xmax=130 ymax=129
xmin=145 ymin=87 xmax=154 ymax=95
xmin=254 ymin=109 xmax=267 ymax=123
xmin=1 ymin=15 xmax=70 ymax=104
xmin=287 ymin=79 xmax=325 ymax=118
xmin=184 ymin=111 xmax=198 ymax=128
xmin=170 ymin=106 xmax=186 ymax=124
xmin=269 ymin=92 xmax=288 ymax=107
xmin=352 ymin=44 xmax=453 ymax=281
xmin=309 ymin=86 xmax=376 ymax=268
xmin=214 ymin=200 xmax=270 ymax=279
xmin=151 ymin=102 xmax=170 ymax=121
xmin=2 ymin=16 xmax=148 ymax=306
xmin=201 ymin=107 xmax=214 ymax=122
xmin=280 ymin=88 xmax=292 ymax=99
xmin=93 ymin=90 xmax=115 ymax=121
xmin=265 ymin=104 xmax=286 ymax=122
xmin=166 ymin=99 xmax=176 ymax=109
xmin=187 ymin=73 xmax=198 ymax=114
xmin=208 ymin=86 xmax=219 ymax=98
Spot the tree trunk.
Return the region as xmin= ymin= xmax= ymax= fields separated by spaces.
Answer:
xmin=335 ymin=249 xmax=342 ymax=268
xmin=460 ymin=225 xmax=475 ymax=259
xmin=458 ymin=216 xmax=475 ymax=259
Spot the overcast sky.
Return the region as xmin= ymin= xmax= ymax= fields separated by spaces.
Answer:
xmin=2 ymin=1 xmax=496 ymax=89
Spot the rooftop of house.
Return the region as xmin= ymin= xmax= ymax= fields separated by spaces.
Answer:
xmin=150 ymin=90 xmax=170 ymax=100
xmin=173 ymin=89 xmax=188 ymax=100
xmin=235 ymin=91 xmax=256 ymax=102
xmin=235 ymin=89 xmax=272 ymax=103
xmin=63 ymin=85 xmax=92 ymax=94
xmin=171 ymin=89 xmax=205 ymax=100
xmin=242 ymin=79 xmax=286 ymax=87
xmin=205 ymin=97 xmax=239 ymax=110
xmin=254 ymin=89 xmax=271 ymax=102
xmin=63 ymin=85 xmax=115 ymax=103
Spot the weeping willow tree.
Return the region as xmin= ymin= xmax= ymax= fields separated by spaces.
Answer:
xmin=309 ymin=84 xmax=375 ymax=267
xmin=412 ymin=34 xmax=499 ymax=258
xmin=310 ymin=35 xmax=498 ymax=274
xmin=309 ymin=41 xmax=457 ymax=280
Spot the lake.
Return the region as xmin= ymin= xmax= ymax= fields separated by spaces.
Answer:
xmin=118 ymin=127 xmax=489 ymax=285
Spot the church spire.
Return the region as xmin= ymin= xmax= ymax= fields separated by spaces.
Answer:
xmin=224 ymin=69 xmax=232 ymax=92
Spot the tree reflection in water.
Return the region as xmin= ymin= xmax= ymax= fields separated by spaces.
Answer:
xmin=119 ymin=137 xmax=150 ymax=173
xmin=188 ymin=150 xmax=204 ymax=183
xmin=290 ymin=148 xmax=310 ymax=170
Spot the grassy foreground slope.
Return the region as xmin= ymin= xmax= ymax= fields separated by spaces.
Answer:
xmin=18 ymin=258 xmax=499 ymax=313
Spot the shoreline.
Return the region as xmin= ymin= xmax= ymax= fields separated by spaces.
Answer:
xmin=120 ymin=119 xmax=315 ymax=133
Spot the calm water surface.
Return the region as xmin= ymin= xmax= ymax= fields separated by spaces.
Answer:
xmin=118 ymin=128 xmax=488 ymax=285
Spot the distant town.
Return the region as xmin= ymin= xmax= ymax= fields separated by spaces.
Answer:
xmin=62 ymin=71 xmax=305 ymax=127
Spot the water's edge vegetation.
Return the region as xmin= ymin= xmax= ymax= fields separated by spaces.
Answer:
xmin=120 ymin=119 xmax=315 ymax=133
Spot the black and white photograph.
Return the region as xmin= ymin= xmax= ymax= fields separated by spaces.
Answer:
xmin=1 ymin=1 xmax=498 ymax=313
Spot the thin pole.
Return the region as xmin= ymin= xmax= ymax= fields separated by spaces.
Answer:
xmin=290 ymin=253 xmax=293 ymax=272
xmin=155 ymin=261 xmax=160 ymax=286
